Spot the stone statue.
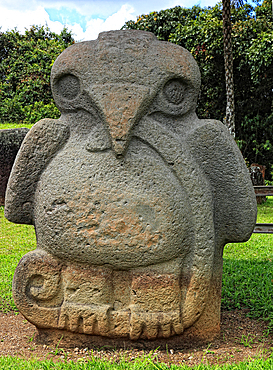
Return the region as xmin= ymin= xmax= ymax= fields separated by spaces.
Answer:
xmin=5 ymin=30 xmax=257 ymax=346
xmin=0 ymin=128 xmax=29 ymax=205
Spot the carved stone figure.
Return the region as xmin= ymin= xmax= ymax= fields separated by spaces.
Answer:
xmin=0 ymin=128 xmax=29 ymax=205
xmin=249 ymin=163 xmax=266 ymax=204
xmin=5 ymin=30 xmax=257 ymax=346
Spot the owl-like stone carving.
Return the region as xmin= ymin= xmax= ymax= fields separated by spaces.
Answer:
xmin=5 ymin=30 xmax=256 ymax=345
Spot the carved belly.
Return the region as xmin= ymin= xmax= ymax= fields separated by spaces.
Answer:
xmin=34 ymin=139 xmax=193 ymax=268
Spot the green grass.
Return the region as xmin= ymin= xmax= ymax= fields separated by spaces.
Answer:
xmin=254 ymin=198 xmax=273 ymax=223
xmin=0 ymin=206 xmax=36 ymax=311
xmin=0 ymin=123 xmax=34 ymax=130
xmin=222 ymin=198 xmax=273 ymax=328
xmin=1 ymin=199 xmax=273 ymax=369
xmin=1 ymin=356 xmax=273 ymax=370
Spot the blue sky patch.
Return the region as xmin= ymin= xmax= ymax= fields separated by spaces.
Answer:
xmin=45 ymin=7 xmax=105 ymax=32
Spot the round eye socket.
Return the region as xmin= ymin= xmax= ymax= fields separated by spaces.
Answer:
xmin=56 ymin=74 xmax=80 ymax=100
xmin=163 ymin=79 xmax=186 ymax=105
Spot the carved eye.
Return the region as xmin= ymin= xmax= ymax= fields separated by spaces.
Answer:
xmin=56 ymin=74 xmax=80 ymax=100
xmin=163 ymin=79 xmax=186 ymax=105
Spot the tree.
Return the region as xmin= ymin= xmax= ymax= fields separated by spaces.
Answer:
xmin=123 ymin=1 xmax=273 ymax=179
xmin=0 ymin=25 xmax=74 ymax=124
xmin=222 ymin=0 xmax=236 ymax=136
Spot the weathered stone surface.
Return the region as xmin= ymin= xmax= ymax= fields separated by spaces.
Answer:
xmin=5 ymin=30 xmax=257 ymax=345
xmin=0 ymin=128 xmax=29 ymax=205
xmin=249 ymin=163 xmax=266 ymax=204
xmin=249 ymin=163 xmax=266 ymax=186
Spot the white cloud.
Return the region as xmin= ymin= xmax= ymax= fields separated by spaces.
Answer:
xmin=0 ymin=0 xmax=132 ymax=21
xmin=81 ymin=4 xmax=135 ymax=41
xmin=0 ymin=0 xmax=36 ymax=11
xmin=0 ymin=0 xmax=218 ymax=41
xmin=0 ymin=2 xmax=135 ymax=42
xmin=47 ymin=3 xmax=136 ymax=41
xmin=0 ymin=5 xmax=64 ymax=34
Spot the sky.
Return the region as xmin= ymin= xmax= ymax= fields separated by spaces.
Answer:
xmin=0 ymin=0 xmax=219 ymax=42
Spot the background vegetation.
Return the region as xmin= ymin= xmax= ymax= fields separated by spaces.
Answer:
xmin=0 ymin=25 xmax=74 ymax=124
xmin=123 ymin=0 xmax=273 ymax=179
xmin=0 ymin=1 xmax=272 ymax=178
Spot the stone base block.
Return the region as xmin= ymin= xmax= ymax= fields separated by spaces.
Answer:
xmin=35 ymin=322 xmax=220 ymax=350
xmin=13 ymin=249 xmax=222 ymax=346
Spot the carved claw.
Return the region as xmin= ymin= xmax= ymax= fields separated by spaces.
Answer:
xmin=129 ymin=307 xmax=183 ymax=340
xmin=58 ymin=303 xmax=112 ymax=336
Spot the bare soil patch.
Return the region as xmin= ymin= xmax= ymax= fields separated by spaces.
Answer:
xmin=0 ymin=310 xmax=272 ymax=366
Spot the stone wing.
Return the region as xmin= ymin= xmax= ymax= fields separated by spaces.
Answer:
xmin=187 ymin=120 xmax=257 ymax=244
xmin=5 ymin=118 xmax=70 ymax=225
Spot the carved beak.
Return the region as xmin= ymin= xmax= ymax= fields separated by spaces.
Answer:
xmin=89 ymin=84 xmax=150 ymax=157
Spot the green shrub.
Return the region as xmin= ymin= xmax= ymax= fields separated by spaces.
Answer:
xmin=0 ymin=25 xmax=73 ymax=124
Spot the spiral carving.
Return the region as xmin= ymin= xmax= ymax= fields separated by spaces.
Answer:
xmin=12 ymin=250 xmax=64 ymax=329
xmin=27 ymin=272 xmax=61 ymax=302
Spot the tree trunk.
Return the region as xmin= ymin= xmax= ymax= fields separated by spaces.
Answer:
xmin=222 ymin=0 xmax=235 ymax=137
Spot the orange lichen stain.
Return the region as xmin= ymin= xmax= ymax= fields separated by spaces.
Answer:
xmin=130 ymin=272 xmax=181 ymax=311
xmin=70 ymin=196 xmax=162 ymax=251
xmin=65 ymin=185 xmax=167 ymax=254
xmin=132 ymin=273 xmax=179 ymax=290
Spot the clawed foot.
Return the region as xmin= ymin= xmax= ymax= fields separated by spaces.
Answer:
xmin=14 ymin=251 xmax=185 ymax=340
xmin=129 ymin=306 xmax=183 ymax=340
xmin=58 ymin=303 xmax=112 ymax=336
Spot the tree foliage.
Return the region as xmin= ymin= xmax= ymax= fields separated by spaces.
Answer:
xmin=0 ymin=25 xmax=74 ymax=124
xmin=0 ymin=8 xmax=272 ymax=178
xmin=123 ymin=0 xmax=273 ymax=179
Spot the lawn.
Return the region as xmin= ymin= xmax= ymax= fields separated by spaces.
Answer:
xmin=0 ymin=198 xmax=273 ymax=369
xmin=1 ymin=356 xmax=273 ymax=370
xmin=222 ymin=198 xmax=273 ymax=328
xmin=0 ymin=123 xmax=33 ymax=130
